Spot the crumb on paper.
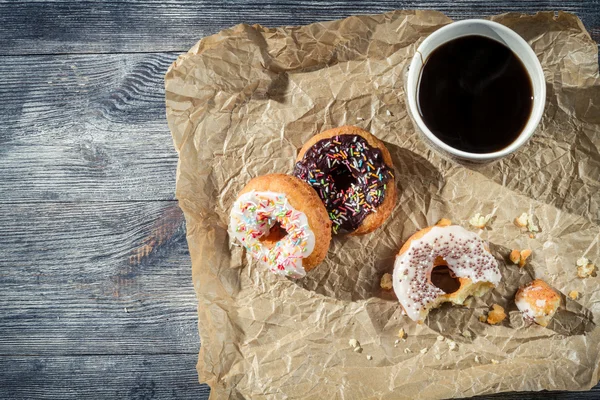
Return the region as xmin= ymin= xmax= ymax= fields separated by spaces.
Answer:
xmin=404 ymin=348 xmax=411 ymax=354
xmin=527 ymin=218 xmax=539 ymax=233
xmin=462 ymin=330 xmax=472 ymax=339
xmin=349 ymin=339 xmax=363 ymax=353
xmin=420 ymin=348 xmax=428 ymax=354
xmin=577 ymin=262 xmax=596 ymax=278
xmin=568 ymin=290 xmax=579 ymax=300
xmin=577 ymin=257 xmax=597 ymax=278
xmin=469 ymin=212 xmax=492 ymax=229
xmin=380 ymin=273 xmax=393 ymax=290
xmin=577 ymin=256 xmax=590 ymax=267
xmin=510 ymin=248 xmax=532 ymax=267
xmin=487 ymin=304 xmax=507 ymax=325
xmin=519 ymin=249 xmax=532 ymax=267
xmin=356 ymin=117 xmax=364 ymax=121
xmin=515 ymin=212 xmax=539 ymax=234
xmin=510 ymin=249 xmax=521 ymax=264
xmin=386 ymin=110 xmax=392 ymax=116
xmin=436 ymin=218 xmax=451 ymax=227
xmin=437 ymin=335 xmax=444 ymax=342
xmin=124 ymin=307 xmax=128 ymax=313
xmin=366 ymin=355 xmax=373 ymax=360
xmin=514 ymin=213 xmax=528 ymax=227
xmin=434 ymin=354 xmax=441 ymax=360
xmin=394 ymin=339 xmax=400 ymax=347
xmin=479 ymin=315 xmax=487 ymax=323
xmin=474 ymin=355 xmax=480 ymax=363
xmin=398 ymin=328 xmax=406 ymax=340
xmin=445 ymin=339 xmax=457 ymax=351
xmin=491 ymin=359 xmax=500 ymax=365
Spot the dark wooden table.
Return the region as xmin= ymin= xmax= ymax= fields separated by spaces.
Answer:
xmin=1 ymin=1 xmax=599 ymax=399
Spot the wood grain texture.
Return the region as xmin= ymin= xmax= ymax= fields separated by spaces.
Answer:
xmin=0 ymin=355 xmax=211 ymax=400
xmin=0 ymin=53 xmax=178 ymax=202
xmin=0 ymin=1 xmax=598 ymax=55
xmin=0 ymin=201 xmax=201 ymax=355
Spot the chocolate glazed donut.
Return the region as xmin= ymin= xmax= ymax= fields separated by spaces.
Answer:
xmin=293 ymin=126 xmax=396 ymax=235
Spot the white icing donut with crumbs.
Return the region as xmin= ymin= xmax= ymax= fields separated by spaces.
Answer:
xmin=393 ymin=225 xmax=501 ymax=322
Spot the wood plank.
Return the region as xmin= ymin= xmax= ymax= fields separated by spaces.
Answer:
xmin=0 ymin=53 xmax=178 ymax=202
xmin=0 ymin=1 xmax=597 ymax=55
xmin=0 ymin=355 xmax=211 ymax=400
xmin=0 ymin=354 xmax=597 ymax=399
xmin=0 ymin=201 xmax=200 ymax=355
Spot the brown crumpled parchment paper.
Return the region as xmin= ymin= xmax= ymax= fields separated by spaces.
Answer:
xmin=165 ymin=10 xmax=600 ymax=399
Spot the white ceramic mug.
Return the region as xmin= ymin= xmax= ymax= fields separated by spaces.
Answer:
xmin=405 ymin=19 xmax=546 ymax=162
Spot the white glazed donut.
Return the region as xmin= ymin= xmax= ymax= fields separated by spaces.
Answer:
xmin=393 ymin=223 xmax=501 ymax=322
xmin=229 ymin=174 xmax=331 ymax=278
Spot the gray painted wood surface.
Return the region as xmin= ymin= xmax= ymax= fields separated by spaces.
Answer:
xmin=0 ymin=1 xmax=598 ymax=399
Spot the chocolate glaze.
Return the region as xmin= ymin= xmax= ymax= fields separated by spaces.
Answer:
xmin=293 ymin=134 xmax=393 ymax=233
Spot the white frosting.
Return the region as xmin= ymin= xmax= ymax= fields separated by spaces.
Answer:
xmin=229 ymin=191 xmax=315 ymax=278
xmin=393 ymin=225 xmax=501 ymax=322
xmin=535 ymin=299 xmax=546 ymax=307
xmin=515 ymin=296 xmax=537 ymax=321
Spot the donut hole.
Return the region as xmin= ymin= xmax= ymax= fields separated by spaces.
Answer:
xmin=331 ymin=168 xmax=357 ymax=192
xmin=258 ymin=222 xmax=289 ymax=248
xmin=430 ymin=265 xmax=461 ymax=294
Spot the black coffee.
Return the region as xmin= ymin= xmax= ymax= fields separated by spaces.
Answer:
xmin=417 ymin=35 xmax=533 ymax=154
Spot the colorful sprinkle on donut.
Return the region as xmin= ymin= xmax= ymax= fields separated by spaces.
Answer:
xmin=229 ymin=191 xmax=315 ymax=278
xmin=293 ymin=135 xmax=393 ymax=234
